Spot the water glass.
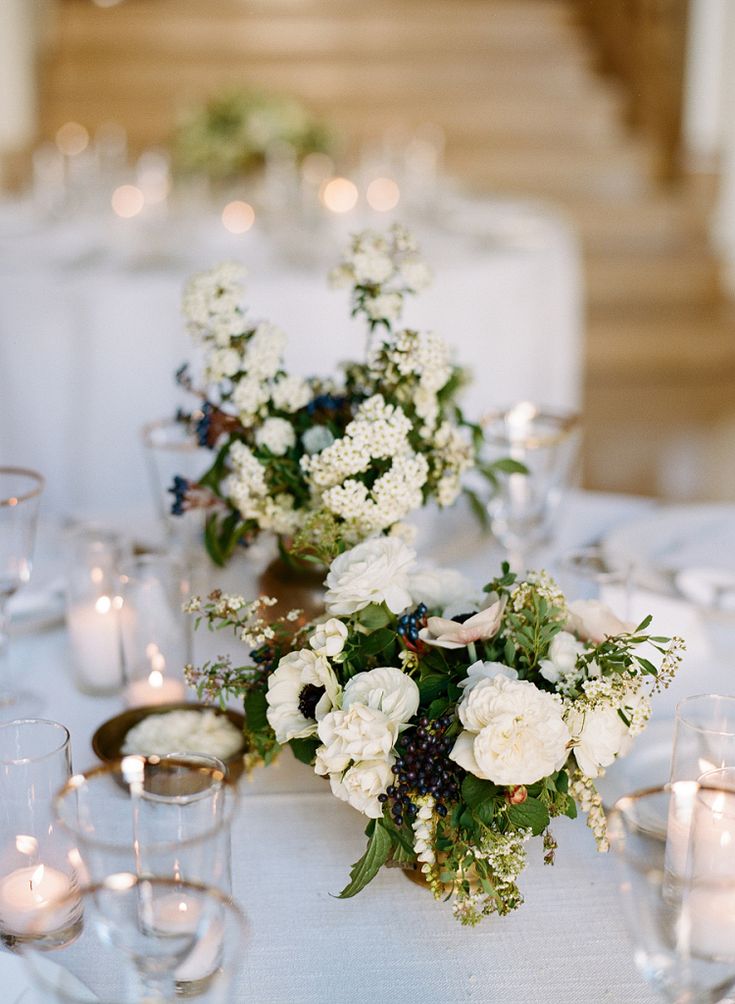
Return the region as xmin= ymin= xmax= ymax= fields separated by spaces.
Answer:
xmin=55 ymin=754 xmax=236 ymax=895
xmin=0 ymin=719 xmax=81 ymax=949
xmin=21 ymin=875 xmax=248 ymax=1001
xmin=118 ymin=553 xmax=191 ymax=706
xmin=670 ymin=694 xmax=735 ymax=784
xmin=557 ymin=544 xmax=632 ymax=619
xmin=65 ymin=525 xmax=128 ymax=696
xmin=482 ymin=403 xmax=580 ymax=570
xmin=0 ymin=468 xmax=44 ymax=716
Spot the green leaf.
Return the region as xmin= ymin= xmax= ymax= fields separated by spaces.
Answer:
xmin=555 ymin=770 xmax=569 ymax=794
xmin=337 ymin=820 xmax=392 ymax=898
xmin=427 ymin=697 xmax=450 ymax=719
xmin=463 ymin=487 xmax=489 ymax=530
xmin=473 ymin=800 xmax=496 ymax=825
xmin=418 ymin=675 xmax=447 ymax=704
xmin=289 ymin=737 xmax=319 ymax=765
xmin=563 ymin=798 xmax=578 ymax=820
xmin=491 ymin=458 xmax=529 ymax=475
xmin=461 ymin=775 xmax=499 ymax=809
xmin=243 ymin=688 xmax=269 ymax=732
xmin=359 ymin=628 xmax=396 ymax=657
xmin=357 ymin=604 xmax=392 ymax=630
xmin=507 ymin=796 xmax=550 ymax=836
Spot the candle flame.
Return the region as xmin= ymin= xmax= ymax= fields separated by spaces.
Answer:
xmin=16 ymin=834 xmax=38 ymax=855
xmin=222 ymin=200 xmax=255 ymax=234
xmin=366 ymin=177 xmax=400 ymax=212
xmin=178 ymin=900 xmax=189 ymax=913
xmin=95 ymin=595 xmax=112 ymax=615
xmin=149 ymin=669 xmax=164 ymax=688
xmin=111 ymin=184 xmax=144 ymax=219
xmin=30 ymin=864 xmax=45 ymax=890
xmin=320 ymin=177 xmax=358 ymax=214
xmin=90 ymin=566 xmax=104 ymax=584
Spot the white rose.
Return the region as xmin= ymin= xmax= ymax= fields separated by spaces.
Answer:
xmin=566 ymin=702 xmax=635 ymax=778
xmin=324 ymin=537 xmax=415 ymax=616
xmin=255 ymin=417 xmax=296 ymax=456
xmin=265 ymin=649 xmax=341 ymax=744
xmin=329 ymin=758 xmax=395 ymax=819
xmin=343 ymin=666 xmax=420 ymax=725
xmin=539 ymin=631 xmax=586 ymax=686
xmin=408 ymin=567 xmax=474 ymax=611
xmin=314 ymin=704 xmax=397 ymax=775
xmin=458 ymin=660 xmax=518 ymax=693
xmin=566 ymin=600 xmax=632 ymax=644
xmin=450 ymin=676 xmax=570 ymax=786
xmin=309 ymin=618 xmax=349 ymax=659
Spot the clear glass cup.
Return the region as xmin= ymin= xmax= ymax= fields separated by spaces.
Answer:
xmin=0 ymin=468 xmax=44 ymax=716
xmin=55 ymin=754 xmax=236 ymax=896
xmin=670 ymin=694 xmax=735 ymax=784
xmin=118 ymin=553 xmax=192 ymax=706
xmin=141 ymin=417 xmax=210 ymax=556
xmin=609 ymin=783 xmax=735 ymax=1003
xmin=0 ymin=719 xmax=82 ymax=949
xmin=482 ymin=403 xmax=581 ymax=571
xmin=20 ymin=874 xmax=249 ymax=1001
xmin=556 ymin=544 xmax=633 ymax=620
xmin=64 ymin=525 xmax=128 ymax=696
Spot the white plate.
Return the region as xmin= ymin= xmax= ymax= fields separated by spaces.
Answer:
xmin=595 ymin=718 xmax=675 ymax=812
xmin=602 ymin=504 xmax=735 ymax=614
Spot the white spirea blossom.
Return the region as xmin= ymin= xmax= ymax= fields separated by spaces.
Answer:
xmin=204 ymin=347 xmax=241 ymax=383
xmin=182 ymin=262 xmax=247 ymax=346
xmin=232 ymin=374 xmax=271 ymax=423
xmin=270 ymin=373 xmax=312 ymax=412
xmin=255 ymin=417 xmax=296 ymax=456
xmin=243 ymin=322 xmax=287 ymax=380
xmin=265 ymin=649 xmax=341 ymax=744
xmin=324 ymin=537 xmax=415 ymax=615
xmin=309 ymin=617 xmax=349 ymax=658
xmin=450 ymin=675 xmax=570 ymax=786
xmin=329 ymin=757 xmax=395 ymax=819
xmin=342 ymin=666 xmax=420 ymax=725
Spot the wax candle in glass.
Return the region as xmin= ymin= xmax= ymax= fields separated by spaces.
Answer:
xmin=20 ymin=875 xmax=248 ymax=1002
xmin=0 ymin=467 xmax=44 ymax=717
xmin=670 ymin=694 xmax=735 ymax=784
xmin=609 ymin=784 xmax=735 ymax=1002
xmin=0 ymin=719 xmax=82 ymax=948
xmin=65 ymin=525 xmax=128 ymax=695
xmin=118 ymin=553 xmax=191 ymax=706
xmin=482 ymin=403 xmax=580 ymax=571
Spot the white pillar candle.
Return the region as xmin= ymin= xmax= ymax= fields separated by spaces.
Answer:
xmin=0 ymin=864 xmax=78 ymax=936
xmin=124 ymin=670 xmax=186 ymax=708
xmin=67 ymin=595 xmax=123 ymax=692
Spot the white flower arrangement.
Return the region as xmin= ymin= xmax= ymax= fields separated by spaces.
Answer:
xmin=171 ymin=225 xmax=515 ymax=565
xmin=187 ymin=539 xmax=685 ymax=925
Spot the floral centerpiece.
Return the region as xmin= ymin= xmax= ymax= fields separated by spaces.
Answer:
xmin=172 ymin=89 xmax=333 ymax=182
xmin=172 ymin=225 xmax=518 ymax=566
xmin=186 ymin=537 xmax=684 ymax=925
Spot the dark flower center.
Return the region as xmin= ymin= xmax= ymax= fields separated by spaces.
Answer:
xmin=451 ymin=612 xmax=474 ymax=624
xmin=298 ymin=684 xmax=326 ymax=720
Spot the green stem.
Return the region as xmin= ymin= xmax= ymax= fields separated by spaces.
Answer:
xmin=467 ymin=641 xmax=478 ymax=664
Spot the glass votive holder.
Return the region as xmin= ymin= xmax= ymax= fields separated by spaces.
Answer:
xmin=0 ymin=719 xmax=82 ymax=949
xmin=54 ymin=754 xmax=237 ymax=896
xmin=20 ymin=875 xmax=249 ymax=1002
xmin=670 ymin=693 xmax=735 ymax=783
xmin=65 ymin=525 xmax=128 ymax=696
xmin=118 ymin=553 xmax=192 ymax=706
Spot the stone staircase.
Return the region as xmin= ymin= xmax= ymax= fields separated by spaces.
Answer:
xmin=39 ymin=0 xmax=735 ymax=499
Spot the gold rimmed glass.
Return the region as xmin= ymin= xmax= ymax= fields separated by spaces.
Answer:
xmin=482 ymin=403 xmax=581 ymax=571
xmin=0 ymin=468 xmax=45 ymax=716
xmin=670 ymin=694 xmax=735 ymax=784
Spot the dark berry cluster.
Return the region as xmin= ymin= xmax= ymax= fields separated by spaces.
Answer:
xmin=168 ymin=475 xmax=190 ymax=516
xmin=195 ymin=402 xmax=214 ymax=447
xmin=396 ymin=604 xmax=428 ymax=646
xmin=306 ymin=392 xmax=347 ymax=416
xmin=378 ymin=715 xmax=461 ymax=827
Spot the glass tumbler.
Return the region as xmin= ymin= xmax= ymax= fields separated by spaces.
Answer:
xmin=0 ymin=719 xmax=81 ymax=949
xmin=670 ymin=694 xmax=735 ymax=784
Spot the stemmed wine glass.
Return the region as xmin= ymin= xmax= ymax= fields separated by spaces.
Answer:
xmin=0 ymin=468 xmax=44 ymax=715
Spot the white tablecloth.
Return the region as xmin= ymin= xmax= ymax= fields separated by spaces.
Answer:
xmin=9 ymin=491 xmax=732 ymax=1004
xmin=0 ymin=195 xmax=583 ymax=517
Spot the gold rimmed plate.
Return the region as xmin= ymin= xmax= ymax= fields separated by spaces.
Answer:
xmin=91 ymin=703 xmax=246 ymax=782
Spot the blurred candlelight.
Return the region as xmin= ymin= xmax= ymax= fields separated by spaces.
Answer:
xmin=320 ymin=177 xmax=358 ymax=213
xmin=222 ymin=200 xmax=255 ymax=234
xmin=366 ymin=177 xmax=400 ymax=212
xmin=55 ymin=122 xmax=89 ymax=157
xmin=111 ymin=184 xmax=144 ymax=218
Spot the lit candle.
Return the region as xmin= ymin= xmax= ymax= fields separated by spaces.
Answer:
xmin=67 ymin=594 xmax=124 ymax=693
xmin=0 ymin=864 xmax=79 ymax=937
xmin=124 ymin=668 xmax=186 ymax=708
xmin=151 ymin=893 xmax=223 ymax=983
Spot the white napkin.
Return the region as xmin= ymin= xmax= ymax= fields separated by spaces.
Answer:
xmin=676 ymin=567 xmax=735 ymax=613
